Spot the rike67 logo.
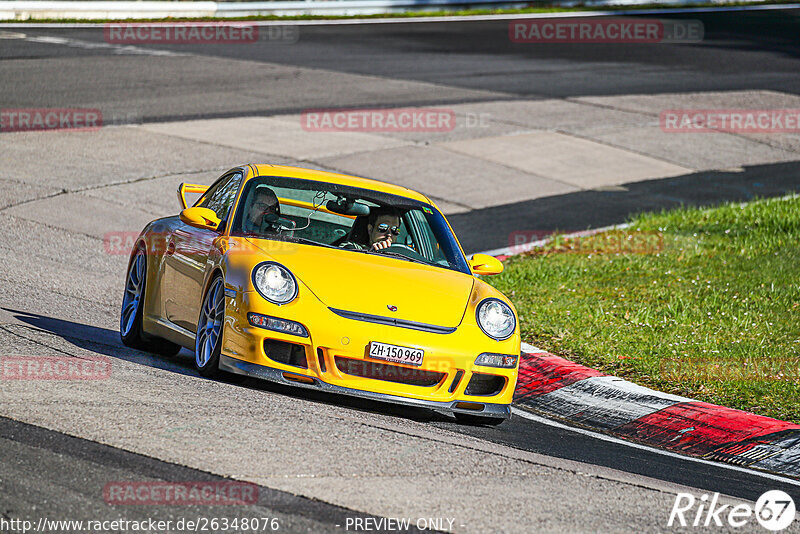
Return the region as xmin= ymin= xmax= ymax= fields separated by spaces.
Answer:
xmin=669 ymin=490 xmax=796 ymax=531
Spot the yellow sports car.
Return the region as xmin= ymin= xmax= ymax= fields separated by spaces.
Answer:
xmin=120 ymin=164 xmax=520 ymax=424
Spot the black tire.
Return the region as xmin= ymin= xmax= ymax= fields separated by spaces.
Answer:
xmin=195 ymin=274 xmax=225 ymax=378
xmin=454 ymin=413 xmax=506 ymax=426
xmin=120 ymin=247 xmax=182 ymax=357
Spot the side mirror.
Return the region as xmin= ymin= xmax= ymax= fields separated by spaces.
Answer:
xmin=180 ymin=207 xmax=221 ymax=231
xmin=468 ymin=253 xmax=504 ymax=275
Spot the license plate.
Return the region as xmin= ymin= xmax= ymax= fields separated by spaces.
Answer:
xmin=368 ymin=342 xmax=424 ymax=366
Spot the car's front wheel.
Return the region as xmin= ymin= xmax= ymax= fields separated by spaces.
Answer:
xmin=120 ymin=247 xmax=181 ymax=356
xmin=195 ymin=274 xmax=225 ymax=377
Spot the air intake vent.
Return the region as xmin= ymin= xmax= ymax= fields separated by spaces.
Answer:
xmin=449 ymin=370 xmax=464 ymax=393
xmin=264 ymin=339 xmax=308 ymax=369
xmin=335 ymin=357 xmax=445 ymax=387
xmin=317 ymin=347 xmax=327 ymax=373
xmin=464 ymin=373 xmax=505 ymax=396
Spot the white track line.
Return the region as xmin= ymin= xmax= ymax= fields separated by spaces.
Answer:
xmin=520 ymin=342 xmax=545 ymax=354
xmin=511 ymin=407 xmax=800 ymax=488
xmin=483 ymin=187 xmax=799 ymax=257
xmin=23 ymin=34 xmax=184 ymax=55
xmin=1 ymin=3 xmax=799 ymax=28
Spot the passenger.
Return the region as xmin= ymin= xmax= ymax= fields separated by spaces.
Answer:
xmin=243 ymin=185 xmax=280 ymax=234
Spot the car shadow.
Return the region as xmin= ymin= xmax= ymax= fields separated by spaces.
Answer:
xmin=3 ymin=307 xmax=197 ymax=376
xmin=2 ymin=307 xmax=450 ymax=424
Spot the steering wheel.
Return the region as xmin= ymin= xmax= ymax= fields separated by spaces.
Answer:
xmin=378 ymin=243 xmax=428 ymax=262
xmin=382 ymin=243 xmax=416 ymax=254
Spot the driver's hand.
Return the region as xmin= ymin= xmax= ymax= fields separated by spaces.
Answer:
xmin=371 ymin=236 xmax=392 ymax=251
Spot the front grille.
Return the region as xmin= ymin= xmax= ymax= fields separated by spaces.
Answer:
xmin=334 ymin=356 xmax=445 ymax=387
xmin=264 ymin=339 xmax=308 ymax=369
xmin=464 ymin=373 xmax=505 ymax=396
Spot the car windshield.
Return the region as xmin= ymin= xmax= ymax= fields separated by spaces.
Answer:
xmin=230 ymin=175 xmax=471 ymax=274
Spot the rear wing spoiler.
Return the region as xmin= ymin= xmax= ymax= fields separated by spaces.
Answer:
xmin=177 ymin=183 xmax=209 ymax=210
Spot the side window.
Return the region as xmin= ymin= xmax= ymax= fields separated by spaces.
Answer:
xmin=395 ymin=216 xmax=414 ymax=249
xmin=198 ymin=172 xmax=243 ymax=222
xmin=407 ymin=209 xmax=446 ymax=263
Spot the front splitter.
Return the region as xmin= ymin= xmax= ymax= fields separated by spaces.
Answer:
xmin=219 ymin=354 xmax=511 ymax=419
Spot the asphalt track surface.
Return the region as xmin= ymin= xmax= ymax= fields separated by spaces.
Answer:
xmin=1 ymin=8 xmax=800 ymax=532
xmin=3 ymin=11 xmax=800 ymax=117
xmin=3 ymin=10 xmax=800 ymax=252
xmin=0 ymin=417 xmax=421 ymax=534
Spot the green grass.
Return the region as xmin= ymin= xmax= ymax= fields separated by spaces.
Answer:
xmin=493 ymin=195 xmax=800 ymax=423
xmin=8 ymin=0 xmax=793 ymax=24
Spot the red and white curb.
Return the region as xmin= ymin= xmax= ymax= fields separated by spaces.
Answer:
xmin=514 ymin=343 xmax=800 ymax=480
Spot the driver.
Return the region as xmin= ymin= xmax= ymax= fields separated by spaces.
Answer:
xmin=367 ymin=208 xmax=401 ymax=251
xmin=340 ymin=206 xmax=401 ymax=251
xmin=242 ymin=185 xmax=280 ymax=235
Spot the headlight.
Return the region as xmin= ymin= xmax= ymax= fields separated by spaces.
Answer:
xmin=252 ymin=262 xmax=297 ymax=304
xmin=476 ymin=298 xmax=516 ymax=340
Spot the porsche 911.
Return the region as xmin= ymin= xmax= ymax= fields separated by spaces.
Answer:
xmin=120 ymin=164 xmax=520 ymax=424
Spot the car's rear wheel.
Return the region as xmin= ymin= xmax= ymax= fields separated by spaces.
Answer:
xmin=454 ymin=413 xmax=506 ymax=426
xmin=120 ymin=247 xmax=181 ymax=356
xmin=195 ymin=274 xmax=225 ymax=377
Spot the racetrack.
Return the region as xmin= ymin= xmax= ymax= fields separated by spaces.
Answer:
xmin=1 ymin=8 xmax=800 ymax=532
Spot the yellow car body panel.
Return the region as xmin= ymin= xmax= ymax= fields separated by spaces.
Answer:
xmin=130 ymin=164 xmax=520 ymax=419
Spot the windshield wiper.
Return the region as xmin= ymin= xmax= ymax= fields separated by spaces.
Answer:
xmin=372 ymin=250 xmax=432 ymax=266
xmin=245 ymin=235 xmax=337 ymax=250
xmin=291 ymin=237 xmax=338 ymax=249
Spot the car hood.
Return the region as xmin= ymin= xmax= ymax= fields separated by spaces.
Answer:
xmin=247 ymin=239 xmax=474 ymax=328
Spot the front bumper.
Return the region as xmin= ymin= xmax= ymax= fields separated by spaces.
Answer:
xmin=219 ymin=354 xmax=512 ymax=419
xmin=220 ymin=287 xmax=519 ymax=418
